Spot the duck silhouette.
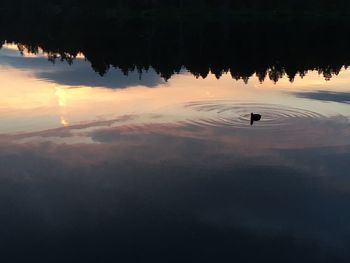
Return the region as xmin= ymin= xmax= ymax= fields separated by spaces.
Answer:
xmin=250 ymin=113 xmax=262 ymax=126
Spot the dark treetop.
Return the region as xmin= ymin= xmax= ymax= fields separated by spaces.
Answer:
xmin=1 ymin=4 xmax=350 ymax=83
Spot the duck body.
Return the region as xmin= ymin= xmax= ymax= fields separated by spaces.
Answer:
xmin=250 ymin=113 xmax=262 ymax=125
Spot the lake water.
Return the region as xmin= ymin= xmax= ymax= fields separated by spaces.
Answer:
xmin=1 ymin=42 xmax=350 ymax=262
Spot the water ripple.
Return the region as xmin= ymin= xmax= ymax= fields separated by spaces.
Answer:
xmin=184 ymin=101 xmax=326 ymax=130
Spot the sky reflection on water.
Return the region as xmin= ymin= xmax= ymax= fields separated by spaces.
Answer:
xmin=0 ymin=44 xmax=350 ymax=262
xmin=1 ymin=44 xmax=349 ymax=135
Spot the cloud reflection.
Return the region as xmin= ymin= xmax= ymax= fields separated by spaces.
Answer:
xmin=0 ymin=47 xmax=164 ymax=89
xmin=294 ymin=90 xmax=350 ymax=104
xmin=0 ymin=115 xmax=350 ymax=262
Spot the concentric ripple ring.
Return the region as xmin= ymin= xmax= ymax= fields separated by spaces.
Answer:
xmin=184 ymin=100 xmax=326 ymax=130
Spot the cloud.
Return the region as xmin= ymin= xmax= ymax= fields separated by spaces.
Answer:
xmin=1 ymin=114 xmax=350 ymax=262
xmin=0 ymin=47 xmax=164 ymax=88
xmin=293 ymin=90 xmax=350 ymax=104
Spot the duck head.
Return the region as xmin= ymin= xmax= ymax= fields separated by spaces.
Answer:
xmin=250 ymin=113 xmax=262 ymax=125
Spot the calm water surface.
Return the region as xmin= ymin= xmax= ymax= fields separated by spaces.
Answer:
xmin=1 ymin=44 xmax=350 ymax=262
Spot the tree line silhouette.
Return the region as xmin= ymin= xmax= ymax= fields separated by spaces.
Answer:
xmin=2 ymin=0 xmax=350 ymax=17
xmin=1 ymin=11 xmax=349 ymax=83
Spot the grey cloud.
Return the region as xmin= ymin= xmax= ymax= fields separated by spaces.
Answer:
xmin=293 ymin=90 xmax=350 ymax=104
xmin=0 ymin=48 xmax=164 ymax=88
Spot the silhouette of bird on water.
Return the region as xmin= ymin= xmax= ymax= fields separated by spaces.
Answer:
xmin=250 ymin=113 xmax=262 ymax=126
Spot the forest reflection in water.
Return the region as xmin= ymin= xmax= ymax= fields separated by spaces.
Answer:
xmin=0 ymin=20 xmax=350 ymax=263
xmin=1 ymin=16 xmax=350 ymax=83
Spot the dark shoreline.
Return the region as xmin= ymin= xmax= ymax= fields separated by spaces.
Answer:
xmin=1 ymin=10 xmax=350 ymax=83
xmin=2 ymin=0 xmax=350 ymax=19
